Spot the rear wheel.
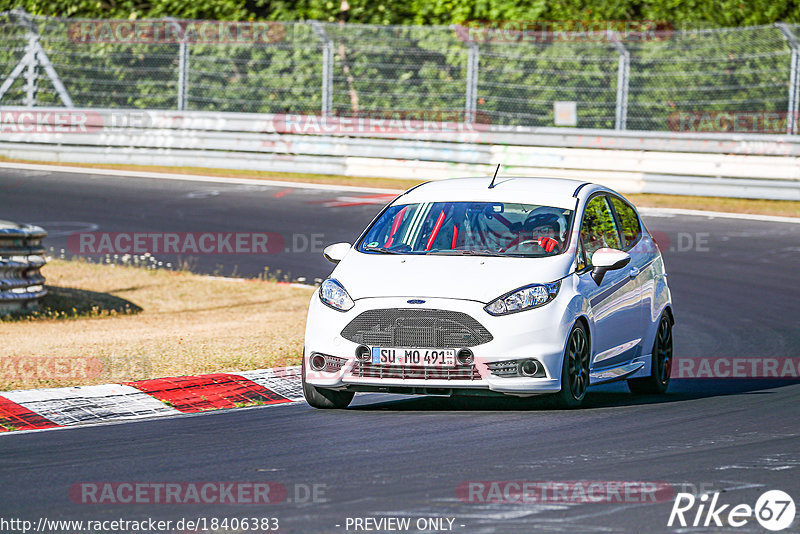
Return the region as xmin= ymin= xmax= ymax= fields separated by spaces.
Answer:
xmin=301 ymin=353 xmax=354 ymax=409
xmin=628 ymin=313 xmax=672 ymax=394
xmin=553 ymin=323 xmax=590 ymax=409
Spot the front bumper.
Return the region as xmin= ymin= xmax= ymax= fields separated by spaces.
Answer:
xmin=304 ymin=293 xmax=572 ymax=397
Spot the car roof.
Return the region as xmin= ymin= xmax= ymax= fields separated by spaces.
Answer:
xmin=398 ymin=177 xmax=590 ymax=210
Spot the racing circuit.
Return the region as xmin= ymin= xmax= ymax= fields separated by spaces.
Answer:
xmin=1 ymin=165 xmax=800 ymax=532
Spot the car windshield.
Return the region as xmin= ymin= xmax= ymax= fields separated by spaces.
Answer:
xmin=358 ymin=201 xmax=573 ymax=257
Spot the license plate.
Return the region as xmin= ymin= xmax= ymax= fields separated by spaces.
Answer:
xmin=371 ymin=347 xmax=455 ymax=367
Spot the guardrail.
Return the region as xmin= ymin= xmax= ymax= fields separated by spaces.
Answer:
xmin=0 ymin=107 xmax=799 ymax=200
xmin=0 ymin=220 xmax=47 ymax=314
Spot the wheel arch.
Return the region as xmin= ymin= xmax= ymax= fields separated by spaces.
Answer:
xmin=663 ymin=305 xmax=675 ymax=325
xmin=573 ymin=314 xmax=592 ymax=352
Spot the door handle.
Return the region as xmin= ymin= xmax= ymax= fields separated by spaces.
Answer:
xmin=629 ymin=266 xmax=640 ymax=278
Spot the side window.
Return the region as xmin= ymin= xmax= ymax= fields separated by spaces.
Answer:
xmin=576 ymin=238 xmax=588 ymax=271
xmin=579 ymin=195 xmax=621 ymax=264
xmin=610 ymin=196 xmax=642 ymax=249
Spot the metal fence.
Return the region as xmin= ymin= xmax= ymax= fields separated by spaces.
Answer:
xmin=1 ymin=10 xmax=799 ymax=134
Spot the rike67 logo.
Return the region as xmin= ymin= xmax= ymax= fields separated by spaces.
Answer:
xmin=668 ymin=490 xmax=796 ymax=531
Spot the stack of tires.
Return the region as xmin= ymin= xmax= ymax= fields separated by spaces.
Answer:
xmin=0 ymin=220 xmax=47 ymax=315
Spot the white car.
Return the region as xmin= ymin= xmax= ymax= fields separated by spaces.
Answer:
xmin=302 ymin=177 xmax=673 ymax=409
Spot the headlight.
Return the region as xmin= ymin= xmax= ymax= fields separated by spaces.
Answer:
xmin=484 ymin=281 xmax=560 ymax=316
xmin=319 ymin=278 xmax=354 ymax=311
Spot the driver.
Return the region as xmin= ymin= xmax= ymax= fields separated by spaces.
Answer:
xmin=523 ymin=213 xmax=562 ymax=253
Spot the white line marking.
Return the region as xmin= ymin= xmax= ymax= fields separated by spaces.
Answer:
xmin=26 ymin=221 xmax=99 ymax=238
xmin=716 ymin=481 xmax=767 ymax=492
xmin=0 ymin=161 xmax=401 ymax=194
xmin=3 ymin=161 xmax=798 ymax=224
xmin=639 ymin=206 xmax=800 ymax=224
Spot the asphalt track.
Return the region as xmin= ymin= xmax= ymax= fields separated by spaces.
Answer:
xmin=2 ymin=167 xmax=800 ymax=533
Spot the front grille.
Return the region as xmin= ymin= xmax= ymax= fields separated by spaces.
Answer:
xmin=351 ymin=361 xmax=481 ymax=381
xmin=341 ymin=308 xmax=493 ymax=348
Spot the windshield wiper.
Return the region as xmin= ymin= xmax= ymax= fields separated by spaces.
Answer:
xmin=362 ymin=246 xmax=402 ymax=254
xmin=426 ymin=249 xmax=506 ymax=257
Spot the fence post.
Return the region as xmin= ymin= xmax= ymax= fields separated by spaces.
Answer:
xmin=166 ymin=19 xmax=189 ymax=111
xmin=465 ymin=42 xmax=479 ymax=123
xmin=776 ymin=23 xmax=799 ymax=135
xmin=609 ymin=32 xmax=630 ymax=130
xmin=23 ymin=21 xmax=39 ymax=107
xmin=311 ymin=22 xmax=333 ymax=116
xmin=177 ymin=41 xmax=189 ymax=111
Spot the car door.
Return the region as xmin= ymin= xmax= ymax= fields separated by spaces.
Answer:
xmin=608 ymin=194 xmax=652 ymax=333
xmin=575 ymin=194 xmax=644 ymax=371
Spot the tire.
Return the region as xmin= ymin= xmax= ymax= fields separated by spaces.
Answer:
xmin=628 ymin=312 xmax=673 ymax=395
xmin=301 ymin=353 xmax=354 ymax=409
xmin=553 ymin=322 xmax=591 ymax=409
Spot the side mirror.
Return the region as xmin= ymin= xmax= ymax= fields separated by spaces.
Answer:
xmin=590 ymin=248 xmax=631 ymax=285
xmin=323 ymin=242 xmax=351 ymax=264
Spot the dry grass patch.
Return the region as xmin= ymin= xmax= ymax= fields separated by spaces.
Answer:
xmin=0 ymin=157 xmax=419 ymax=191
xmin=0 ymin=259 xmax=314 ymax=391
xmin=626 ymin=193 xmax=800 ymax=218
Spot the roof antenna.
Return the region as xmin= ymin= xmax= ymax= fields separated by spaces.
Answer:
xmin=488 ymin=164 xmax=500 ymax=189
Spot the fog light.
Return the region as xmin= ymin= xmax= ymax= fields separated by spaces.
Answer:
xmin=456 ymin=348 xmax=474 ymax=365
xmin=518 ymin=359 xmax=540 ymax=377
xmin=310 ymin=353 xmax=327 ymax=371
xmin=356 ymin=345 xmax=371 ymax=362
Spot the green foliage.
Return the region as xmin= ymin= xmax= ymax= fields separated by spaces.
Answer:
xmin=1 ymin=0 xmax=798 ymax=26
xmin=0 ymin=2 xmax=795 ymax=130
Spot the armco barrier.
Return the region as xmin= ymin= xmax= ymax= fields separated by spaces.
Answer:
xmin=0 ymin=108 xmax=799 ymax=200
xmin=0 ymin=220 xmax=47 ymax=314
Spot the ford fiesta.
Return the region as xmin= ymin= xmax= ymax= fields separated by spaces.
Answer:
xmin=302 ymin=177 xmax=673 ymax=409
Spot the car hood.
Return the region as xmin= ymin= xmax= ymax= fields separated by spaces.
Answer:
xmin=331 ymin=251 xmax=573 ymax=303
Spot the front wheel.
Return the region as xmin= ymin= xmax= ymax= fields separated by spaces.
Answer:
xmin=628 ymin=312 xmax=673 ymax=395
xmin=553 ymin=322 xmax=591 ymax=409
xmin=301 ymin=355 xmax=354 ymax=409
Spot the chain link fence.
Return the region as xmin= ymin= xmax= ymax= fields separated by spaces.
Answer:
xmin=1 ymin=10 xmax=799 ymax=134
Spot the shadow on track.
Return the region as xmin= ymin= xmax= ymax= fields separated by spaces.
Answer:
xmin=347 ymin=379 xmax=800 ymax=412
